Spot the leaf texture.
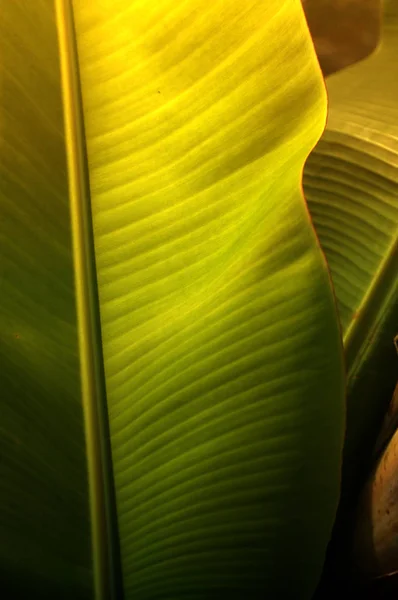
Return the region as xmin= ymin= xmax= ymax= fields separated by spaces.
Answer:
xmin=303 ymin=0 xmax=398 ymax=486
xmin=0 ymin=0 xmax=346 ymax=598
xmin=63 ymin=0 xmax=345 ymax=598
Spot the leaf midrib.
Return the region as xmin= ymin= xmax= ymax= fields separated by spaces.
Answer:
xmin=55 ymin=2 xmax=123 ymax=599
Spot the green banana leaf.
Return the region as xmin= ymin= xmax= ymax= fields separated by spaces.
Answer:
xmin=0 ymin=1 xmax=345 ymax=598
xmin=303 ymin=0 xmax=398 ymax=494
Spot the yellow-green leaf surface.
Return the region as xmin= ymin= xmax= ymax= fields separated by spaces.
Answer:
xmin=1 ymin=1 xmax=345 ymax=599
xmin=303 ymin=0 xmax=398 ymax=488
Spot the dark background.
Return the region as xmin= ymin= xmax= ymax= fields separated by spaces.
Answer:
xmin=302 ymin=0 xmax=380 ymax=76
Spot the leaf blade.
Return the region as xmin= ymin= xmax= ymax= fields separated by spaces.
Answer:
xmin=0 ymin=1 xmax=92 ymax=597
xmin=71 ymin=1 xmax=345 ymax=597
xmin=303 ymin=0 xmax=398 ymax=487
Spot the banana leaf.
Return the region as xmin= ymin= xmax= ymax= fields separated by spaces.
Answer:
xmin=0 ymin=1 xmax=345 ymax=598
xmin=304 ymin=0 xmax=398 ymax=494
